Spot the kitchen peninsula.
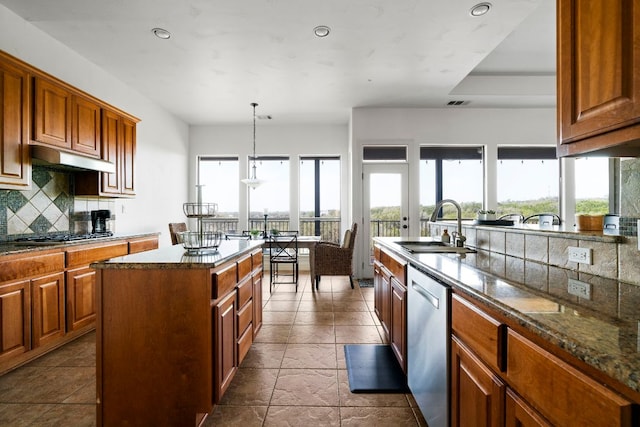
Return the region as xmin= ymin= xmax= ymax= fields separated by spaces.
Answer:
xmin=92 ymin=239 xmax=264 ymax=426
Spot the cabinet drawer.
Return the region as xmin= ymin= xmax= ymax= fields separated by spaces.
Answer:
xmin=66 ymin=241 xmax=128 ymax=268
xmin=237 ymin=276 xmax=252 ymax=309
xmin=237 ymin=322 xmax=253 ymax=365
xmin=237 ymin=299 xmax=253 ymax=336
xmin=128 ymin=237 xmax=158 ymax=254
xmin=212 ymin=263 xmax=237 ymax=299
xmin=452 ymin=294 xmax=505 ymax=372
xmin=251 ymin=250 xmax=263 ymax=270
xmin=506 ymin=329 xmax=634 ymax=426
xmin=380 ymin=248 xmax=406 ymax=286
xmin=237 ymin=254 xmax=252 ymax=283
xmin=0 ymin=252 xmax=65 ymax=283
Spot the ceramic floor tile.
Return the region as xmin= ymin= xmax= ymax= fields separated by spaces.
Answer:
xmin=281 ymin=344 xmax=337 ymax=369
xmin=262 ymin=311 xmax=297 ymax=325
xmin=332 ymin=291 xmax=365 ymax=301
xmin=205 ymin=405 xmax=267 ymax=426
xmin=340 ymin=407 xmax=419 ymax=426
xmin=294 ymin=311 xmax=334 ymax=325
xmin=29 ymin=332 xmax=95 ymax=368
xmin=332 ymin=300 xmax=370 ymax=312
xmin=0 ymin=366 xmax=95 ymax=403
xmin=264 ymin=406 xmax=340 ymax=426
xmin=0 ymin=403 xmax=55 ymax=426
xmin=333 ymin=311 xmax=376 ymax=325
xmin=263 ymin=300 xmax=301 ymax=312
xmin=271 ymin=369 xmax=339 ymax=406
xmin=297 ymin=300 xmax=335 ymax=312
xmin=218 ymin=368 xmax=279 ymax=406
xmin=62 ymin=380 xmax=96 ymax=404
xmin=299 ymin=292 xmax=334 ymax=301
xmin=288 ymin=325 xmax=336 ymax=344
xmin=241 ymin=343 xmax=286 ymax=368
xmin=30 ymin=403 xmax=96 ymax=426
xmin=335 ymin=325 xmax=383 ymax=344
xmin=253 ymin=325 xmax=291 ymax=343
xmin=267 ymin=291 xmax=303 ymax=301
xmin=337 ymin=370 xmax=409 ymax=407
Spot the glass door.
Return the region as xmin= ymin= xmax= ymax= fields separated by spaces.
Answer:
xmin=362 ymin=163 xmax=409 ymax=278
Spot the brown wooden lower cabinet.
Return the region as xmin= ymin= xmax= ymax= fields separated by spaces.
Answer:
xmin=0 ymin=279 xmax=30 ymax=362
xmin=390 ymin=277 xmax=406 ymax=372
xmin=451 ymin=335 xmax=505 ymax=427
xmin=252 ymin=271 xmax=263 ymax=339
xmin=65 ymin=266 xmax=96 ymax=331
xmin=505 ymin=388 xmax=551 ymax=427
xmin=31 ymin=272 xmax=65 ymax=348
xmin=214 ymin=289 xmax=237 ymax=403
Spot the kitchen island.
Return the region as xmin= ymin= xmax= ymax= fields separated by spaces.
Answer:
xmin=374 ymin=236 xmax=639 ymax=426
xmin=92 ymin=239 xmax=264 ymax=427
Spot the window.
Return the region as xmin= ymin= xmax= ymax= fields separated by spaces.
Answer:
xmin=575 ymin=157 xmax=610 ymax=215
xmin=420 ymin=147 xmax=484 ymax=229
xmin=363 ymin=146 xmax=407 ymax=162
xmin=248 ymin=156 xmax=290 ymax=232
xmin=299 ymin=157 xmax=341 ymax=242
xmin=497 ymin=147 xmax=559 ymax=218
xmin=198 ymin=156 xmax=239 ymax=232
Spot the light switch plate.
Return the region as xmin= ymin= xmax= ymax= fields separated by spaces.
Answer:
xmin=568 ymin=246 xmax=592 ymax=264
xmin=568 ymin=278 xmax=591 ymax=299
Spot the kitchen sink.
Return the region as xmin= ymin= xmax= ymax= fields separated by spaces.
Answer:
xmin=395 ymin=241 xmax=476 ymax=254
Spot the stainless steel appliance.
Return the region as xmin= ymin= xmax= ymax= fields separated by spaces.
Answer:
xmin=91 ymin=210 xmax=112 ymax=234
xmin=408 ymin=264 xmax=451 ymax=427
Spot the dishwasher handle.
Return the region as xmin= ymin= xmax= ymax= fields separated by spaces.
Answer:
xmin=412 ymin=281 xmax=440 ymax=309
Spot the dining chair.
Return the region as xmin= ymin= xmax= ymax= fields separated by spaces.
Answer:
xmin=310 ymin=222 xmax=358 ymax=290
xmin=268 ymin=231 xmax=299 ymax=292
xmin=168 ymin=222 xmax=187 ymax=245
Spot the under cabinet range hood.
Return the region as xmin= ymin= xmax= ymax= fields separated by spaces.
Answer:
xmin=31 ymin=145 xmax=116 ymax=174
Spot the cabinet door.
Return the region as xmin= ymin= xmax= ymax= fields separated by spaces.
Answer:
xmin=65 ymin=266 xmax=96 ymax=331
xmin=100 ymin=109 xmax=121 ymax=195
xmin=120 ymin=116 xmax=136 ymax=195
xmin=505 ymin=388 xmax=551 ymax=427
xmin=72 ymin=95 xmax=101 ymax=157
xmin=390 ymin=277 xmax=406 ymax=372
xmin=33 ymin=77 xmax=72 ymax=148
xmin=0 ymin=280 xmax=30 ymax=362
xmin=213 ymin=290 xmax=237 ymax=403
xmin=557 ymin=0 xmax=640 ymax=156
xmin=451 ymin=336 xmax=505 ymax=427
xmin=252 ymin=271 xmax=263 ymax=339
xmin=31 ymin=272 xmax=65 ymax=348
xmin=0 ymin=57 xmax=30 ymax=190
xmin=378 ymin=265 xmax=391 ymax=339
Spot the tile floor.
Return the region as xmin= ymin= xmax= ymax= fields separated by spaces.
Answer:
xmin=0 ymin=275 xmax=427 ymax=426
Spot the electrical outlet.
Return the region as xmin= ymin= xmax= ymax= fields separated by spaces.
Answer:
xmin=568 ymin=278 xmax=591 ymax=299
xmin=568 ymin=246 xmax=592 ymax=264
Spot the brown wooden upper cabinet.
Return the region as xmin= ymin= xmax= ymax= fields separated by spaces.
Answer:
xmin=0 ymin=53 xmax=31 ymax=190
xmin=557 ymin=0 xmax=640 ymax=157
xmin=33 ymin=77 xmax=101 ymax=158
xmin=75 ymin=108 xmax=137 ymax=197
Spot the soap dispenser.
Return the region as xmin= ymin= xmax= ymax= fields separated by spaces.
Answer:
xmin=441 ymin=229 xmax=450 ymax=244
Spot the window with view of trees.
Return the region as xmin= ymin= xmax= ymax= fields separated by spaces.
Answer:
xmin=575 ymin=157 xmax=610 ymax=215
xmin=496 ymin=147 xmax=559 ymax=218
xmin=420 ymin=147 xmax=484 ymax=229
xmin=299 ymin=157 xmax=341 ymax=242
xmin=248 ymin=156 xmax=290 ymax=232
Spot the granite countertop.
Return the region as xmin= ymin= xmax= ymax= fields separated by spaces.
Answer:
xmin=0 ymin=232 xmax=160 ymax=257
xmin=375 ymin=237 xmax=640 ymax=395
xmin=92 ymin=239 xmax=264 ymax=270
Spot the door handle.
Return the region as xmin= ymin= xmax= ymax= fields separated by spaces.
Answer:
xmin=402 ymin=225 xmax=408 ymax=229
xmin=403 ymin=217 xmax=408 ymax=221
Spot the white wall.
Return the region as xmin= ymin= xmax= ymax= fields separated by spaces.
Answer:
xmin=189 ymin=123 xmax=350 ymax=232
xmin=0 ymin=5 xmax=190 ymax=247
xmin=350 ymin=107 xmax=557 ymax=277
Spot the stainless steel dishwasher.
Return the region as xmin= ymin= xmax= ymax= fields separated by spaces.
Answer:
xmin=407 ymin=264 xmax=450 ymax=427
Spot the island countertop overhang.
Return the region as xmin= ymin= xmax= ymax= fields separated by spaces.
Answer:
xmin=91 ymin=239 xmax=264 ymax=269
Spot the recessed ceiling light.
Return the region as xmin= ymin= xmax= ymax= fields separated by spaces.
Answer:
xmin=151 ymin=27 xmax=171 ymax=39
xmin=313 ymin=25 xmax=331 ymax=38
xmin=469 ymin=2 xmax=491 ymax=17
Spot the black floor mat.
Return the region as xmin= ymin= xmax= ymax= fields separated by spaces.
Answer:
xmin=344 ymin=344 xmax=409 ymax=393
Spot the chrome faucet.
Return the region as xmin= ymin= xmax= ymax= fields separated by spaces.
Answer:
xmin=429 ymin=199 xmax=466 ymax=247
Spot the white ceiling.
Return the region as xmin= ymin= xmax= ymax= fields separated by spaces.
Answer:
xmin=0 ymin=0 xmax=555 ymax=125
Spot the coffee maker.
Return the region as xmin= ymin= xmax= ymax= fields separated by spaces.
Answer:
xmin=91 ymin=210 xmax=111 ymax=234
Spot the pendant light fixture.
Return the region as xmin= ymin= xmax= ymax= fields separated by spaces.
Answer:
xmin=241 ymin=102 xmax=264 ymax=189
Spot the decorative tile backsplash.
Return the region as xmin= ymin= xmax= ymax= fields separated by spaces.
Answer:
xmin=0 ymin=165 xmax=115 ymax=241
